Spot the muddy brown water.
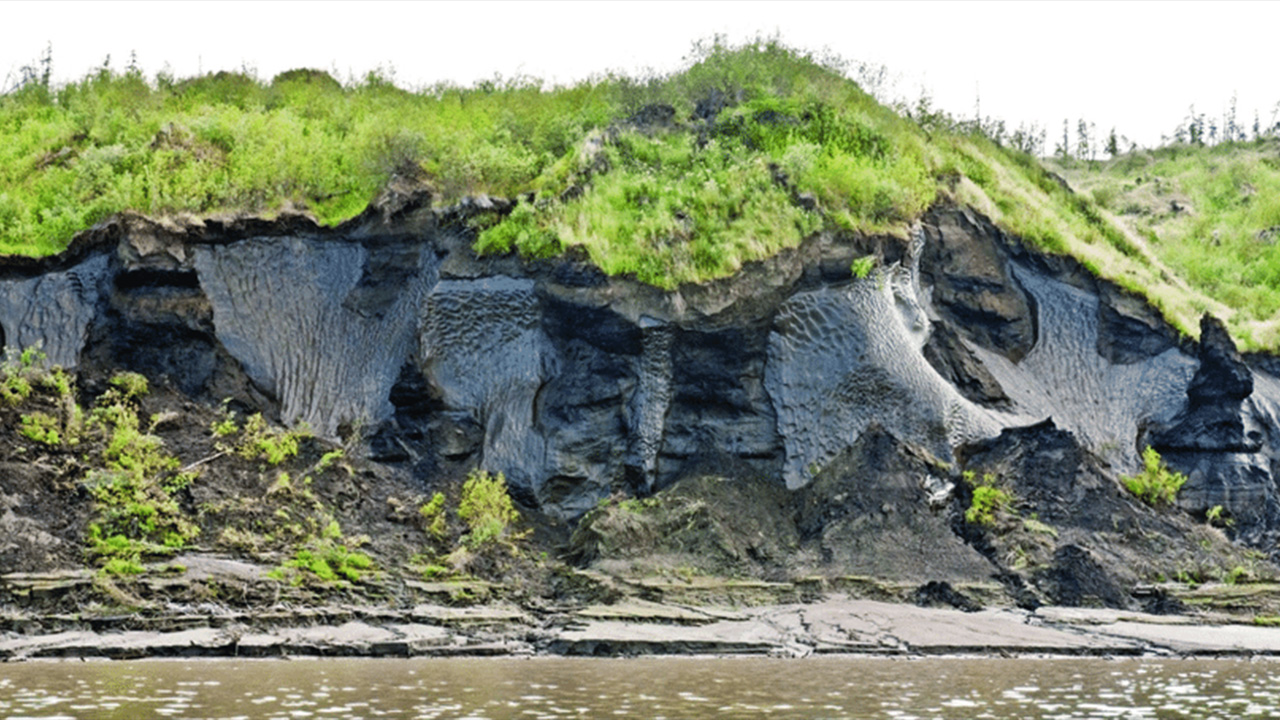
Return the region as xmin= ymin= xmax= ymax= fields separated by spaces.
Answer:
xmin=2 ymin=656 xmax=1278 ymax=719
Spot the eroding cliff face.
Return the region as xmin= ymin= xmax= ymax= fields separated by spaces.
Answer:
xmin=0 ymin=254 xmax=109 ymax=368
xmin=194 ymin=238 xmax=432 ymax=435
xmin=765 ymin=240 xmax=1004 ymax=489
xmin=1148 ymin=316 xmax=1280 ymax=544
xmin=4 ymin=200 xmax=1280 ymax=548
xmin=419 ymin=277 xmax=553 ymax=502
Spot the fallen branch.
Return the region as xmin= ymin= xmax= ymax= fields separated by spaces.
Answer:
xmin=180 ymin=450 xmax=228 ymax=474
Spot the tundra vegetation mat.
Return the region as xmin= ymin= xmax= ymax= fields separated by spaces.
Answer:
xmin=0 ymin=38 xmax=1273 ymax=348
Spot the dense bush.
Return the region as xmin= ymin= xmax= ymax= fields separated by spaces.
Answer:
xmin=458 ymin=469 xmax=520 ymax=549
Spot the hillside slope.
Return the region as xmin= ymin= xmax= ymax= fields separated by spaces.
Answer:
xmin=1052 ymin=142 xmax=1280 ymax=349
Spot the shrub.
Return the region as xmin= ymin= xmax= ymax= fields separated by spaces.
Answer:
xmin=19 ymin=411 xmax=61 ymax=445
xmin=268 ymin=520 xmax=374 ymax=586
xmin=967 ymin=486 xmax=1012 ymax=527
xmin=18 ymin=346 xmax=45 ymax=369
xmin=963 ymin=471 xmax=1012 ymax=527
xmin=210 ymin=403 xmax=238 ymax=437
xmin=315 ymin=449 xmax=344 ymax=473
xmin=0 ymin=346 xmax=46 ymax=406
xmin=1122 ymin=447 xmax=1187 ymax=507
xmin=850 ymin=255 xmax=876 ymax=279
xmin=421 ymin=563 xmax=451 ymax=580
xmin=475 ymin=199 xmax=559 ymax=258
xmin=1 ymin=373 xmax=31 ymax=406
xmin=236 ymin=413 xmax=308 ymax=465
xmin=100 ymin=556 xmax=146 ymax=576
xmin=40 ymin=367 xmax=73 ymax=398
xmin=83 ymin=385 xmax=199 ymax=570
xmin=458 ymin=469 xmax=519 ymax=548
xmin=1226 ymin=565 xmax=1250 ymax=585
xmin=1206 ymin=504 xmax=1234 ymax=528
xmin=419 ymin=492 xmax=448 ymax=540
xmin=109 ymin=371 xmax=149 ymax=399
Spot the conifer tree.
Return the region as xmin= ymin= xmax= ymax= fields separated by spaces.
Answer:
xmin=1076 ymin=119 xmax=1090 ymax=160
xmin=1226 ymin=93 xmax=1239 ymax=142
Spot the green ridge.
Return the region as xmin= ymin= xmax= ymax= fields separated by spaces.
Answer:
xmin=0 ymin=38 xmax=1272 ymax=348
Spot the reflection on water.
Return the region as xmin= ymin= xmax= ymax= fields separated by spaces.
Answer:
xmin=1 ymin=656 xmax=1277 ymax=719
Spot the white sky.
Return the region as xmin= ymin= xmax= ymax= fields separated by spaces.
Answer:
xmin=3 ymin=1 xmax=1277 ymax=149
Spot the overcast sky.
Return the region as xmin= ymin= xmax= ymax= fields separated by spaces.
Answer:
xmin=3 ymin=1 xmax=1277 ymax=149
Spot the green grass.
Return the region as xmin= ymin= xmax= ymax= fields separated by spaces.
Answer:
xmin=1053 ymin=141 xmax=1280 ymax=349
xmin=234 ymin=412 xmax=308 ymax=465
xmin=268 ymin=520 xmax=375 ymax=586
xmin=82 ymin=374 xmax=201 ymax=570
xmin=0 ymin=37 xmax=1273 ymax=348
xmin=0 ymin=63 xmax=615 ymax=255
xmin=267 ymin=525 xmax=373 ymax=586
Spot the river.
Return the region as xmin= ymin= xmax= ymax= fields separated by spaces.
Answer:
xmin=1 ymin=656 xmax=1277 ymax=719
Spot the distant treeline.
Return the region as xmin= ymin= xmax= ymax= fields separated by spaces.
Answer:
xmin=898 ymin=87 xmax=1280 ymax=162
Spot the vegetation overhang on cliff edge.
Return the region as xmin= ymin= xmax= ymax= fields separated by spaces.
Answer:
xmin=1 ymin=38 xmax=1276 ymax=350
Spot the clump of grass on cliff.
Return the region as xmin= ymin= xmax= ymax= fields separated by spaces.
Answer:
xmin=411 ymin=469 xmax=530 ymax=582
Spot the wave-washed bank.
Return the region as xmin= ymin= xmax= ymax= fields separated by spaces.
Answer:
xmin=6 ymin=592 xmax=1280 ymax=661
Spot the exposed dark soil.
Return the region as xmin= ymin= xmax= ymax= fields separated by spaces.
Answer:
xmin=4 ymin=194 xmax=1280 ymax=657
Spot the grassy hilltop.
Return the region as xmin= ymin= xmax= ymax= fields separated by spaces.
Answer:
xmin=1 ymin=39 xmax=1275 ymax=348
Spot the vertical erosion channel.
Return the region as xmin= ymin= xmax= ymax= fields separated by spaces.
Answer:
xmin=418 ymin=276 xmax=552 ymax=503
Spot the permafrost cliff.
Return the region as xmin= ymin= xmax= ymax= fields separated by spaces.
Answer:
xmin=4 ymin=185 xmax=1280 ymax=603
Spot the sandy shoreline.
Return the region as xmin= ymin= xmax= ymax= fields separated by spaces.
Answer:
xmin=7 ymin=594 xmax=1280 ymax=662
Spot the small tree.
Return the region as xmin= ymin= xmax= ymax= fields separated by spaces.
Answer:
xmin=458 ymin=469 xmax=520 ymax=548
